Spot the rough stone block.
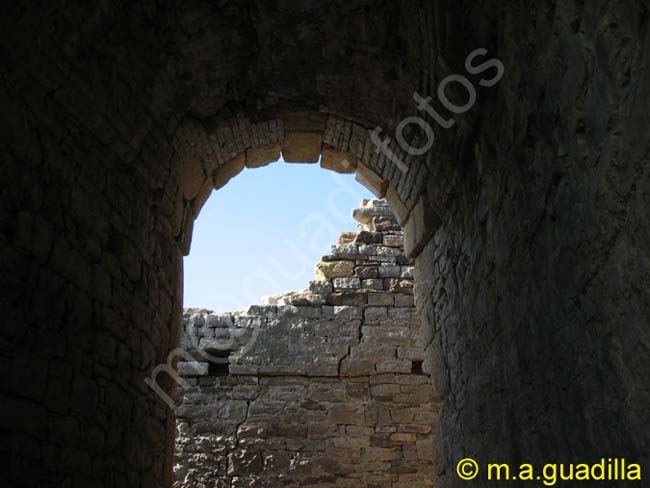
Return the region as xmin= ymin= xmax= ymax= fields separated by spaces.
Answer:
xmin=383 ymin=234 xmax=404 ymax=248
xmin=327 ymin=405 xmax=364 ymax=425
xmin=354 ymin=231 xmax=383 ymax=245
xmin=355 ymin=162 xmax=387 ymax=197
xmin=333 ymin=277 xmax=361 ymax=289
xmin=369 ymin=255 xmax=398 ymax=263
xmin=213 ymin=154 xmax=245 ymax=189
xmin=376 ymin=360 xmax=412 ymax=374
xmin=399 ymin=424 xmax=432 ymax=434
xmin=315 ymin=260 xmax=355 ymax=280
xmin=181 ymin=155 xmax=207 ymax=200
xmin=352 ymin=204 xmax=393 ymax=224
xmin=321 ymin=147 xmax=357 ymax=174
xmin=394 ymin=294 xmax=415 ymax=307
xmin=309 ymin=280 xmax=333 ymax=293
xmin=332 ymin=243 xmax=359 ymax=256
xmin=368 ymin=293 xmax=394 ymax=306
xmin=340 ymin=358 xmax=375 ymax=377
xmin=294 ymin=306 xmax=322 ymax=318
xmin=371 ymin=383 xmax=400 ymax=397
xmin=416 ymin=439 xmax=434 ymax=460
xmin=326 ymin=292 xmax=367 ymax=306
xmin=246 ymin=304 xmax=277 ymax=316
xmin=397 ymin=347 xmax=424 ymax=361
xmin=378 ymin=266 xmax=401 ymax=278
xmin=361 ymin=326 xmax=410 ymax=346
xmin=403 ymin=191 xmax=441 ymax=259
xmin=374 ymin=216 xmax=401 ymax=232
xmin=353 ymin=344 xmax=396 ymax=362
xmin=281 ymin=112 xmax=328 ymax=132
xmin=364 ymin=307 xmax=388 ymax=322
xmin=391 ymin=432 xmax=417 ymax=444
xmin=365 ymin=447 xmax=402 ymax=462
xmin=229 ymin=365 xmax=258 ymax=375
xmin=384 ymin=279 xmax=414 ymax=294
xmin=308 ymin=294 xmax=327 ymax=305
xmin=333 ymin=436 xmax=370 ymax=448
xmin=282 ymin=131 xmax=322 ymax=163
xmin=394 ymin=390 xmax=433 ymax=404
xmin=363 ymin=279 xmax=384 ymax=291
xmin=206 ymin=313 xmax=235 ymax=328
xmin=331 ymin=306 xmax=363 ymax=320
xmin=338 ymin=231 xmax=357 ymax=244
xmin=177 ymin=361 xmax=209 ymax=376
xmin=389 ymin=308 xmax=418 ymax=321
xmin=346 ymin=383 xmax=370 ymax=400
xmin=385 ymin=187 xmax=410 ymax=225
xmin=245 ymin=144 xmax=281 ymax=168
xmin=356 ymin=266 xmax=379 ymax=279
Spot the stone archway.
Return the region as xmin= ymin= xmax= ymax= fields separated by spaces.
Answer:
xmin=167 ymin=118 xmax=442 ymax=485
xmin=170 ymin=111 xmax=433 ymax=260
xmin=1 ymin=2 xmax=649 ymax=488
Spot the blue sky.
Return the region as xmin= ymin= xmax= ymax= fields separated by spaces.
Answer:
xmin=183 ymin=158 xmax=374 ymax=311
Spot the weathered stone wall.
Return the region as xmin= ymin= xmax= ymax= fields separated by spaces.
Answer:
xmin=411 ymin=4 xmax=650 ymax=487
xmin=174 ymin=200 xmax=437 ymax=487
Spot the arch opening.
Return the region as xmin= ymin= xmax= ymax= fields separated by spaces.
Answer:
xmin=182 ymin=160 xmax=375 ymax=312
xmin=173 ymin=164 xmax=439 ymax=485
xmin=157 ymin=116 xmax=443 ymax=486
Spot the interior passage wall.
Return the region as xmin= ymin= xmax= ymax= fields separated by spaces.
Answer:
xmin=174 ymin=200 xmax=438 ymax=487
xmin=411 ymin=3 xmax=650 ymax=487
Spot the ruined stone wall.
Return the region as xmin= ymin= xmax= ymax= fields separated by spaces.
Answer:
xmin=174 ymin=200 xmax=437 ymax=487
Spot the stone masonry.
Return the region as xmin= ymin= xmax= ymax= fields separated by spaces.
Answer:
xmin=174 ymin=200 xmax=438 ymax=487
xmin=2 ymin=3 xmax=649 ymax=487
